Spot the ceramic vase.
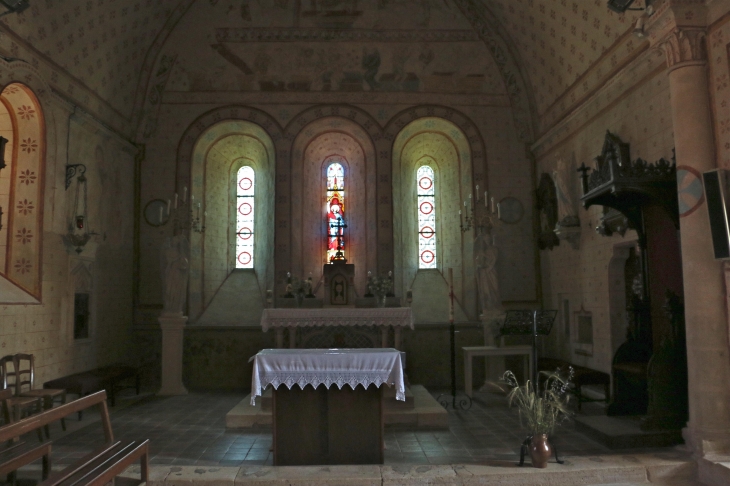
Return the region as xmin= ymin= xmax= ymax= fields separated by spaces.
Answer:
xmin=529 ymin=434 xmax=552 ymax=468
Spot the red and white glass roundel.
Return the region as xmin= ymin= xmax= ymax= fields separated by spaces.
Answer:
xmin=238 ymin=228 xmax=252 ymax=240
xmin=420 ymin=250 xmax=435 ymax=264
xmin=419 ymin=177 xmax=433 ymax=190
xmin=419 ymin=201 xmax=433 ymax=215
xmin=420 ymin=226 xmax=435 ymax=239
xmin=238 ymin=202 xmax=253 ymax=216
xmin=239 ymin=177 xmax=253 ymax=191
xmin=237 ymin=252 xmax=252 ymax=265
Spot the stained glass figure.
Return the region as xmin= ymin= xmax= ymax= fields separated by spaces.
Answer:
xmin=417 ymin=165 xmax=437 ymax=269
xmin=326 ymin=160 xmax=347 ymax=263
xmin=236 ymin=166 xmax=255 ymax=268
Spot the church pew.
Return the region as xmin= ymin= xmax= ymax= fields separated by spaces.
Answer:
xmin=0 ymin=390 xmax=148 ymax=486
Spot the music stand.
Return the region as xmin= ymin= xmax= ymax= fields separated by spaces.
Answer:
xmin=499 ymin=310 xmax=557 ymax=385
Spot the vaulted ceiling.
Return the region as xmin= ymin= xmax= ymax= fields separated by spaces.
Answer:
xmin=0 ymin=0 xmax=647 ymax=137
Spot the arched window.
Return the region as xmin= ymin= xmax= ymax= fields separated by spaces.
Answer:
xmin=326 ymin=161 xmax=346 ymax=263
xmin=236 ymin=166 xmax=255 ymax=268
xmin=417 ymin=165 xmax=436 ymax=269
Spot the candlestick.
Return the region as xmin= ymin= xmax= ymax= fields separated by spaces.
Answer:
xmin=174 ymin=193 xmax=178 ymax=209
xmin=448 ymin=268 xmax=454 ymax=322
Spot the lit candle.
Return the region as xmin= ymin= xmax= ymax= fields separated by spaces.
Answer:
xmin=174 ymin=193 xmax=178 ymax=209
xmin=183 ymin=186 xmax=188 ymax=203
xmin=491 ymin=197 xmax=495 ymax=213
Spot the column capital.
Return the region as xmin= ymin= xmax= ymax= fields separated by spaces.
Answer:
xmin=660 ymin=27 xmax=707 ymax=69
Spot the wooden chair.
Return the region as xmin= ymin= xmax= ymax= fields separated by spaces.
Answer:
xmin=0 ymin=357 xmax=43 ymax=430
xmin=13 ymin=354 xmax=66 ymax=438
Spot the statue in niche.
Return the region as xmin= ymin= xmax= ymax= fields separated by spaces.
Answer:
xmin=553 ymin=157 xmax=579 ymax=227
xmin=474 ymin=225 xmax=501 ymax=314
xmin=160 ymin=234 xmax=190 ymax=316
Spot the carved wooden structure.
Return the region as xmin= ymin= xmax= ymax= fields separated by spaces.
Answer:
xmin=579 ymin=131 xmax=685 ymax=425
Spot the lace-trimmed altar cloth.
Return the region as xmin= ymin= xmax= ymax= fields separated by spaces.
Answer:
xmin=250 ymin=348 xmax=405 ymax=405
xmin=260 ymin=308 xmax=414 ymax=332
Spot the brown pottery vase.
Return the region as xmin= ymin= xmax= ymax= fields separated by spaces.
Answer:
xmin=529 ymin=434 xmax=552 ymax=468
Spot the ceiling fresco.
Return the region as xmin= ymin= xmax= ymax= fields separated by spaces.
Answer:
xmin=485 ymin=0 xmax=645 ymax=115
xmin=0 ymin=0 xmax=653 ymax=132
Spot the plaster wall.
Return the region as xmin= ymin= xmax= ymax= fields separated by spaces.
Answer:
xmin=0 ymin=72 xmax=136 ymax=385
xmin=536 ymin=68 xmax=675 ymax=375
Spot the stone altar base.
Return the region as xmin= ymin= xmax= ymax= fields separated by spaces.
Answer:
xmin=226 ymin=385 xmax=448 ymax=430
xmin=574 ymin=414 xmax=684 ymax=449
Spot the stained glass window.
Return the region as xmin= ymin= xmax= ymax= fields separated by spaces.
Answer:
xmin=236 ymin=166 xmax=255 ymax=268
xmin=417 ymin=165 xmax=437 ymax=269
xmin=326 ymin=160 xmax=346 ymax=263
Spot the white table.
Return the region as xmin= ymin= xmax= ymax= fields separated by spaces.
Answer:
xmin=260 ymin=308 xmax=414 ymax=349
xmin=462 ymin=345 xmax=533 ymax=398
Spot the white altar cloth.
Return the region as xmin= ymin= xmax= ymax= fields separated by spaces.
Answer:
xmin=250 ymin=348 xmax=405 ymax=405
xmin=260 ymin=308 xmax=414 ymax=332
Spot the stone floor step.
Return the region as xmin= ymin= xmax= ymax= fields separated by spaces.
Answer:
xmin=226 ymin=384 xmax=447 ymax=429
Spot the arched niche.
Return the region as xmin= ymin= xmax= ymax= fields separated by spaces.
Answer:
xmin=289 ymin=117 xmax=377 ymax=295
xmin=188 ymin=120 xmax=275 ymax=320
xmin=392 ymin=117 xmax=474 ymax=321
xmin=0 ymin=82 xmax=45 ymax=303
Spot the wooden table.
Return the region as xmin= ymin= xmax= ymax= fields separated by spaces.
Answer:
xmin=251 ymin=348 xmax=405 ymax=466
xmin=462 ymin=345 xmax=533 ymax=398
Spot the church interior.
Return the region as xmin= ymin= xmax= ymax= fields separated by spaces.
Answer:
xmin=2 ymin=0 xmax=730 ymax=484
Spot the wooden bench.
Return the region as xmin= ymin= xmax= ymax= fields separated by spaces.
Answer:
xmin=0 ymin=391 xmax=148 ymax=486
xmin=538 ymin=357 xmax=611 ymax=411
xmin=0 ymin=387 xmax=49 ymax=484
xmin=44 ymin=365 xmax=140 ymax=410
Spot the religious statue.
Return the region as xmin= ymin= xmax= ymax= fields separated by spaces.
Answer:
xmin=474 ymin=225 xmax=501 ymax=314
xmin=327 ymin=196 xmax=347 ymax=262
xmin=160 ymin=234 xmax=190 ymax=316
xmin=552 ymin=157 xmax=579 ymax=227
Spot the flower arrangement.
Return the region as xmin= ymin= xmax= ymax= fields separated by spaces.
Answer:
xmin=284 ymin=272 xmax=315 ymax=299
xmin=366 ymin=271 xmax=393 ymax=298
xmin=500 ymin=368 xmax=574 ymax=435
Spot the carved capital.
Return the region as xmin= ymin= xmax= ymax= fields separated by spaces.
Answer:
xmin=660 ymin=28 xmax=707 ymax=69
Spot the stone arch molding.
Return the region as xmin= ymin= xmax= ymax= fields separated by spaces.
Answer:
xmin=175 ymin=104 xmax=488 ymax=297
xmin=0 ymin=60 xmax=58 ymax=304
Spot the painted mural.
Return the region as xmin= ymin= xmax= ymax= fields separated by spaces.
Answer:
xmin=163 ymin=0 xmax=506 ymax=94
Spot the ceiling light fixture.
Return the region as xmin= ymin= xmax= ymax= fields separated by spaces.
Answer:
xmin=0 ymin=0 xmax=29 ymax=17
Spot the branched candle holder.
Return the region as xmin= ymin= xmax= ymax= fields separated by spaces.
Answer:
xmin=460 ymin=186 xmax=501 ymax=233
xmin=165 ymin=188 xmax=206 ymax=235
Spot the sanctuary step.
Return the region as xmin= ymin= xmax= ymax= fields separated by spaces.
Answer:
xmin=226 ymin=385 xmax=446 ymax=429
xmin=574 ymin=414 xmax=684 ymax=449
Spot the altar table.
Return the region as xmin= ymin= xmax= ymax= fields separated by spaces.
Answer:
xmin=251 ymin=348 xmax=405 ymax=465
xmin=260 ymin=307 xmax=414 ymax=349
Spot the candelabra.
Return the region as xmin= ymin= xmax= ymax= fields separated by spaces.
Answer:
xmin=459 ymin=185 xmax=501 ymax=233
xmin=162 ymin=187 xmax=206 ymax=235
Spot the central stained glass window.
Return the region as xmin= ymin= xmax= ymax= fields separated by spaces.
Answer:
xmin=236 ymin=166 xmax=255 ymax=268
xmin=326 ymin=160 xmax=346 ymax=263
xmin=417 ymin=165 xmax=437 ymax=269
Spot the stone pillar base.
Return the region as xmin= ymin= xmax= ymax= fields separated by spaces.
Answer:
xmin=158 ymin=313 xmax=188 ymax=396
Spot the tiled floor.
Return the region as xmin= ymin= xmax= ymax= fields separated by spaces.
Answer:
xmin=46 ymin=389 xmax=667 ymax=467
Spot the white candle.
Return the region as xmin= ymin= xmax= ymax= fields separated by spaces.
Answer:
xmin=158 ymin=206 xmax=163 ymax=223
xmin=174 ymin=193 xmax=178 ymax=209
xmin=183 ymin=186 xmax=188 ymax=203
xmin=166 ymin=199 xmax=171 ymax=215
xmin=497 ymin=203 xmax=501 ymax=219
xmin=491 ymin=197 xmax=495 ymax=213
xmin=484 ymin=191 xmax=488 ymax=207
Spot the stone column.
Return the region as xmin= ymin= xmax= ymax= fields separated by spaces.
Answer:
xmin=158 ymin=314 xmax=188 ymax=396
xmin=662 ymin=28 xmax=730 ymax=453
